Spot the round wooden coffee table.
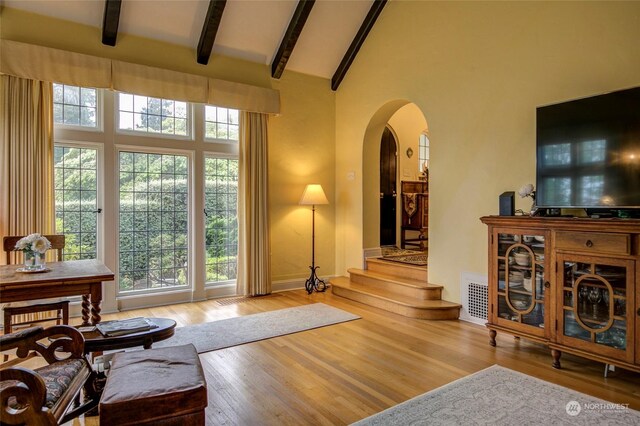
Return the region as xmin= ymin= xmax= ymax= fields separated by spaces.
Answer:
xmin=81 ymin=317 xmax=176 ymax=353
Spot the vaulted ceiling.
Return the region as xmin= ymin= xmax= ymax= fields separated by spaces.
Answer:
xmin=3 ymin=0 xmax=388 ymax=90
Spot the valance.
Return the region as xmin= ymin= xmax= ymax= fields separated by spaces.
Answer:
xmin=0 ymin=40 xmax=111 ymax=89
xmin=0 ymin=40 xmax=280 ymax=114
xmin=112 ymin=61 xmax=208 ymax=104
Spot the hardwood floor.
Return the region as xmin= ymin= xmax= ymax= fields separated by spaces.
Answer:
xmin=65 ymin=289 xmax=639 ymax=425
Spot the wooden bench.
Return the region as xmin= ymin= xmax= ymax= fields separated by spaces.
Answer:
xmin=99 ymin=344 xmax=207 ymax=425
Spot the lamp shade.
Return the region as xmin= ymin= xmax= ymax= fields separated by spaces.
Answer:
xmin=299 ymin=184 xmax=329 ymax=205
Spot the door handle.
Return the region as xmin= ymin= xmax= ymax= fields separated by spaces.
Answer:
xmin=380 ymin=192 xmax=384 ymax=199
xmin=392 ymin=191 xmax=397 ymax=198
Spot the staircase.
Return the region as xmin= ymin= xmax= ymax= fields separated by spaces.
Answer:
xmin=330 ymin=257 xmax=460 ymax=320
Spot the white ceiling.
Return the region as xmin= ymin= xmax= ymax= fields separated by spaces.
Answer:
xmin=2 ymin=0 xmax=375 ymax=79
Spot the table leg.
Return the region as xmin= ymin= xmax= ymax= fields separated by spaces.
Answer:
xmin=81 ymin=295 xmax=91 ymax=326
xmin=90 ymin=283 xmax=103 ymax=325
xmin=91 ymin=300 xmax=102 ymax=325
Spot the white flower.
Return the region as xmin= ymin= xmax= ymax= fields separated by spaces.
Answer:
xmin=31 ymin=236 xmax=51 ymax=254
xmin=518 ymin=184 xmax=535 ymax=198
xmin=15 ymin=233 xmax=50 ymax=253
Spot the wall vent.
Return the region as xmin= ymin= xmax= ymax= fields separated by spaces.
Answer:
xmin=460 ymin=272 xmax=488 ymax=326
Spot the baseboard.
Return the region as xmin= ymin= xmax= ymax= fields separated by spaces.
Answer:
xmin=0 ymin=278 xmax=332 ymax=323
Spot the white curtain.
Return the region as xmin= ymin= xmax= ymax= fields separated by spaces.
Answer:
xmin=237 ymin=112 xmax=271 ymax=296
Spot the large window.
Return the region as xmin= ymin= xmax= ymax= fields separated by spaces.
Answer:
xmin=54 ymin=146 xmax=99 ymax=260
xmin=118 ymin=151 xmax=189 ymax=293
xmin=205 ymin=106 xmax=239 ymax=141
xmin=53 ymin=84 xmax=98 ymax=128
xmin=118 ymin=93 xmax=189 ymax=137
xmin=204 ymin=157 xmax=238 ymax=285
xmin=52 ymin=85 xmax=240 ymax=301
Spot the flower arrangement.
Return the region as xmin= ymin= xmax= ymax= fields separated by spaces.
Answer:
xmin=518 ymin=183 xmax=536 ymax=215
xmin=15 ymin=233 xmax=51 ymax=257
xmin=518 ymin=183 xmax=535 ymax=201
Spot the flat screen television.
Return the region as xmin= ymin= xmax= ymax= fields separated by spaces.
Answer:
xmin=536 ymin=87 xmax=640 ymax=213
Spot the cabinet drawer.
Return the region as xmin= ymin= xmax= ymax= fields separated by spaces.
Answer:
xmin=555 ymin=231 xmax=630 ymax=255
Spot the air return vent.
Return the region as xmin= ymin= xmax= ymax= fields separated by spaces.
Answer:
xmin=460 ymin=272 xmax=488 ymax=325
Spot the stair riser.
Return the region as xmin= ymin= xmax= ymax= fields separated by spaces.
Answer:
xmin=332 ymin=286 xmax=459 ymax=320
xmin=366 ymin=260 xmax=428 ymax=281
xmin=349 ymin=274 xmax=442 ymax=300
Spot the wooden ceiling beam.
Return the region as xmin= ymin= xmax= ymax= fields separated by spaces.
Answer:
xmin=197 ymin=0 xmax=227 ymax=65
xmin=102 ymin=0 xmax=122 ymax=46
xmin=331 ymin=0 xmax=387 ymax=91
xmin=271 ymin=0 xmax=316 ymax=79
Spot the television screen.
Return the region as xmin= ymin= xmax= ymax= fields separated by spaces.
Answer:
xmin=536 ymin=87 xmax=640 ymax=209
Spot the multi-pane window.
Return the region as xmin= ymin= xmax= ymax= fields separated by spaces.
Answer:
xmin=418 ymin=133 xmax=429 ymax=172
xmin=118 ymin=93 xmax=189 ymax=137
xmin=54 ymin=146 xmax=99 ymax=260
xmin=53 ymin=84 xmax=98 ymax=128
xmin=205 ymin=106 xmax=239 ymax=141
xmin=204 ymin=157 xmax=238 ymax=285
xmin=118 ymin=152 xmax=189 ymax=293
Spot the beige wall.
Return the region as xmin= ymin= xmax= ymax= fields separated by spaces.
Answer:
xmin=1 ymin=8 xmax=336 ymax=289
xmin=335 ymin=1 xmax=640 ymax=302
xmin=270 ymin=72 xmax=336 ymax=280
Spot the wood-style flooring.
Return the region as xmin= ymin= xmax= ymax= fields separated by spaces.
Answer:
xmin=64 ymin=289 xmax=640 ymax=425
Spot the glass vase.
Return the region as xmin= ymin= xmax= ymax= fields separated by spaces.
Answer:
xmin=24 ymin=251 xmax=46 ymax=271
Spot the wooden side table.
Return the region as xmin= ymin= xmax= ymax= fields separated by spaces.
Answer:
xmin=80 ymin=317 xmax=176 ymax=354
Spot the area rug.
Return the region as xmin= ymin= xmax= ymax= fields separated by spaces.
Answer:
xmin=154 ymin=303 xmax=360 ymax=354
xmin=353 ymin=365 xmax=640 ymax=425
xmin=380 ymin=246 xmax=423 ymax=257
xmin=382 ymin=254 xmax=428 ymax=266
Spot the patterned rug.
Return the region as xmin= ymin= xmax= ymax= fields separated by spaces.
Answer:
xmin=154 ymin=303 xmax=360 ymax=354
xmin=382 ymin=253 xmax=428 ymax=266
xmin=380 ymin=246 xmax=423 ymax=257
xmin=352 ymin=365 xmax=640 ymax=425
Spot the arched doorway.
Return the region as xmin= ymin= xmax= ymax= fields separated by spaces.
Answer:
xmin=362 ymin=102 xmax=428 ymax=253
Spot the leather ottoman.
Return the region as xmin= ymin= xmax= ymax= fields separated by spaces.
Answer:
xmin=99 ymin=344 xmax=207 ymax=426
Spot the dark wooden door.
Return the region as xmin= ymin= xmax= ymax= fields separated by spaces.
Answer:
xmin=380 ymin=127 xmax=397 ymax=246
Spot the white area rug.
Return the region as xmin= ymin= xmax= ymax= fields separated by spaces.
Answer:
xmin=353 ymin=365 xmax=640 ymax=425
xmin=154 ymin=303 xmax=360 ymax=354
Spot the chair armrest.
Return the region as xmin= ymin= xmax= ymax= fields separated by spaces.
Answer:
xmin=0 ymin=326 xmax=44 ymax=350
xmin=0 ymin=366 xmax=51 ymax=425
xmin=1 ymin=325 xmax=85 ymax=365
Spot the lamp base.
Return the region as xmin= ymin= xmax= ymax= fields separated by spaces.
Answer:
xmin=305 ymin=266 xmax=327 ymax=294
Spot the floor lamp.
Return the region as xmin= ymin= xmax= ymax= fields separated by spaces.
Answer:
xmin=299 ymin=184 xmax=329 ymax=294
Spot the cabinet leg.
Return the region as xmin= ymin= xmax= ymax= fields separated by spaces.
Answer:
xmin=551 ymin=349 xmax=562 ymax=369
xmin=489 ymin=330 xmax=497 ymax=347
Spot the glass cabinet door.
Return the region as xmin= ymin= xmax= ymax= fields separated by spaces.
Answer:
xmin=557 ymin=254 xmax=634 ymax=362
xmin=494 ymin=230 xmax=547 ymax=337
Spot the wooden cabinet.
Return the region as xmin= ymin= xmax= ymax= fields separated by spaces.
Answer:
xmin=401 ymin=181 xmax=428 ymax=250
xmin=481 ymin=216 xmax=640 ymax=373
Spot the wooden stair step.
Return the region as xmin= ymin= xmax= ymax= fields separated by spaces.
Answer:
xmin=347 ymin=268 xmax=442 ymax=300
xmin=366 ymin=257 xmax=427 ymax=281
xmin=329 ymin=277 xmax=460 ymax=320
